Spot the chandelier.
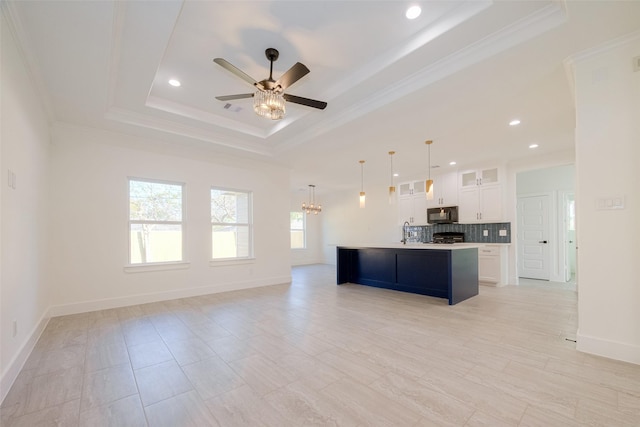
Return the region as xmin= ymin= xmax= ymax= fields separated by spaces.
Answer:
xmin=253 ymin=90 xmax=285 ymax=120
xmin=302 ymin=184 xmax=322 ymax=215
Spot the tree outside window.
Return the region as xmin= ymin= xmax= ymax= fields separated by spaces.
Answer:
xmin=211 ymin=188 xmax=253 ymax=259
xmin=129 ymin=179 xmax=184 ymax=264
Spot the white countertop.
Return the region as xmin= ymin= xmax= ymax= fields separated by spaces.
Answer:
xmin=338 ymin=243 xmax=483 ymax=250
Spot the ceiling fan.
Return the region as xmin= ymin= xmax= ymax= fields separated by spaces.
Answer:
xmin=214 ymin=48 xmax=327 ymax=120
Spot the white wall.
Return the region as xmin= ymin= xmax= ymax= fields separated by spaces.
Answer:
xmin=573 ymin=34 xmax=640 ymax=364
xmin=48 ymin=124 xmax=292 ymax=314
xmin=516 ymin=164 xmax=574 ymax=195
xmin=1 ymin=13 xmax=52 ymax=400
xmin=290 ymin=191 xmax=323 ymax=266
xmin=320 ymin=185 xmax=400 ymax=264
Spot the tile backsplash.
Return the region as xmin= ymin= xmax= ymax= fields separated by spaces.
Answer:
xmin=405 ymin=222 xmax=511 ymax=244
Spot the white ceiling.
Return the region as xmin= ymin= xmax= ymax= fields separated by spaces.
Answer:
xmin=4 ymin=0 xmax=640 ymax=194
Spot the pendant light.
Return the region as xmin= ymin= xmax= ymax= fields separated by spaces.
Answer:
xmin=301 ymin=184 xmax=322 ymax=215
xmin=425 ymin=140 xmax=434 ymax=200
xmin=388 ymin=151 xmax=396 ymax=204
xmin=359 ymin=160 xmax=366 ymax=208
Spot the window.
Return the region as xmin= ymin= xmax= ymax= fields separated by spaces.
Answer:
xmin=129 ymin=178 xmax=184 ymax=265
xmin=290 ymin=211 xmax=305 ymax=249
xmin=211 ymin=188 xmax=253 ymax=260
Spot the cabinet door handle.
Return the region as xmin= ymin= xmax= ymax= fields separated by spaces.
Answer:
xmin=539 ymin=240 xmax=548 ymax=244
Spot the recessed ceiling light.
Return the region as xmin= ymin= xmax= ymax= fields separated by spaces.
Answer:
xmin=168 ymin=79 xmax=181 ymax=87
xmin=406 ymin=5 xmax=421 ymax=19
xmin=449 ymin=161 xmax=457 ymax=166
xmin=509 ymin=119 xmax=521 ymax=126
xmin=529 ymin=144 xmax=539 ymax=149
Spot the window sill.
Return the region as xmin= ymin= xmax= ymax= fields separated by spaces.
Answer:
xmin=209 ymin=257 xmax=256 ymax=267
xmin=124 ymin=261 xmax=191 ymax=273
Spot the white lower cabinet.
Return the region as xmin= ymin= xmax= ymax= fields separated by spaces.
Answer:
xmin=478 ymin=245 xmax=508 ymax=286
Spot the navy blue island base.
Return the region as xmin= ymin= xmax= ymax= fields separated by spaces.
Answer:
xmin=336 ymin=245 xmax=479 ymax=305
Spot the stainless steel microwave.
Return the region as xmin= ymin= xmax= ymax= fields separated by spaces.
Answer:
xmin=427 ymin=206 xmax=459 ymax=224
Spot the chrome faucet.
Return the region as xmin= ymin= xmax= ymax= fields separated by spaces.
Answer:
xmin=402 ymin=221 xmax=410 ymax=244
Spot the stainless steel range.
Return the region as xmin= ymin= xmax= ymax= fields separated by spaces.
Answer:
xmin=432 ymin=231 xmax=464 ymax=244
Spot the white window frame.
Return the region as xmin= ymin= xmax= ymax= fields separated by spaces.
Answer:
xmin=126 ymin=177 xmax=187 ymax=270
xmin=210 ymin=186 xmax=254 ymax=263
xmin=290 ymin=211 xmax=306 ymax=249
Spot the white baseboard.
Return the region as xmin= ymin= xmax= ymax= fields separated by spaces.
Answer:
xmin=1 ymin=275 xmax=291 ymax=404
xmin=1 ymin=311 xmax=50 ymax=404
xmin=48 ymin=275 xmax=292 ymax=317
xmin=576 ymin=330 xmax=640 ymax=365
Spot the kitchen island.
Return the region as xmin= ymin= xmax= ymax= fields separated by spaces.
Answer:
xmin=336 ymin=244 xmax=479 ymax=305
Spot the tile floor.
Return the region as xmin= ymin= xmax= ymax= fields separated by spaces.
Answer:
xmin=1 ymin=264 xmax=639 ymax=426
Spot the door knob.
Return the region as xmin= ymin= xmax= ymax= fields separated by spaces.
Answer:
xmin=539 ymin=240 xmax=548 ymax=244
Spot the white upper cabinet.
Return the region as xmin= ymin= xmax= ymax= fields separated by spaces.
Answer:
xmin=458 ymin=166 xmax=504 ymax=223
xmin=398 ymin=180 xmax=428 ymax=225
xmin=398 ymin=180 xmax=426 ymax=198
xmin=426 ymin=172 xmax=459 ymax=208
xmin=460 ymin=167 xmax=500 ymax=188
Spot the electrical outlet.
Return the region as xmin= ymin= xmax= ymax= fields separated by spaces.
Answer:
xmin=483 ymin=230 xmax=489 ymax=237
xmin=499 ymin=229 xmax=507 ymax=237
xmin=7 ymin=170 xmax=17 ymax=190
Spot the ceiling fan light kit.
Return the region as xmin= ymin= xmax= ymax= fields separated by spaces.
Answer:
xmin=254 ymin=90 xmax=285 ymax=120
xmin=214 ymin=48 xmax=327 ymax=120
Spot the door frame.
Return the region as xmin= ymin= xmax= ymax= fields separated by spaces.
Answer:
xmin=560 ymin=191 xmax=577 ymax=283
xmin=517 ymin=192 xmax=553 ymax=280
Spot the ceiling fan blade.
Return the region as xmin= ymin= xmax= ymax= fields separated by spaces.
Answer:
xmin=215 ymin=93 xmax=254 ymax=101
xmin=213 ymin=58 xmax=258 ymax=88
xmin=283 ymin=94 xmax=327 ymax=110
xmin=276 ymin=62 xmax=310 ymax=90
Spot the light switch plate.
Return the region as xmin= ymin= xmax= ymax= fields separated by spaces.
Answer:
xmin=596 ymin=196 xmax=625 ymax=210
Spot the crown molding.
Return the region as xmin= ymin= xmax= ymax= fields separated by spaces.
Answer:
xmin=145 ymin=96 xmax=270 ymax=139
xmin=562 ymin=29 xmax=640 ymax=100
xmin=276 ymin=2 xmax=568 ymax=152
xmin=564 ymin=29 xmax=640 ymax=65
xmin=1 ymin=1 xmax=56 ymax=122
xmin=104 ymin=106 xmax=274 ymax=157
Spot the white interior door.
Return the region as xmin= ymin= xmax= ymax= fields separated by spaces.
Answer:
xmin=518 ymin=195 xmax=550 ymax=280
